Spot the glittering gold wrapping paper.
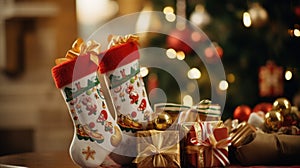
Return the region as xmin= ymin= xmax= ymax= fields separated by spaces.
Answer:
xmin=133 ymin=130 xmax=181 ymax=168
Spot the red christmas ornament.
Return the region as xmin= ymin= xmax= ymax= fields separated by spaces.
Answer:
xmin=215 ymin=46 xmax=223 ymax=58
xmin=233 ymin=105 xmax=252 ymax=122
xmin=166 ymin=28 xmax=193 ymax=54
xmin=294 ymin=6 xmax=300 ymax=17
xmin=212 ymin=42 xmax=223 ymax=58
xmin=253 ymin=102 xmax=273 ymax=113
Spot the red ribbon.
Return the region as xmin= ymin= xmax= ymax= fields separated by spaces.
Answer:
xmin=190 ymin=122 xmax=231 ymax=167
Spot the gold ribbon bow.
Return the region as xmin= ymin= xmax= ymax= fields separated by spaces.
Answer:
xmin=107 ymin=34 xmax=139 ymax=48
xmin=187 ymin=122 xmax=231 ymax=167
xmin=133 ymin=130 xmax=180 ymax=167
xmin=55 ymin=38 xmax=101 ymax=65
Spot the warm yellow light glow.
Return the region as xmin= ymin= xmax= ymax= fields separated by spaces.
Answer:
xmin=190 ymin=12 xmax=203 ymax=26
xmin=76 ymin=0 xmax=118 ymax=25
xmin=219 ymin=80 xmax=229 ymax=91
xmin=140 ymin=67 xmax=149 ymax=77
xmin=183 ymin=95 xmax=193 ymax=106
xmin=285 ymin=70 xmax=292 ymax=80
xmin=243 ymin=12 xmax=251 ymax=27
xmin=227 ymin=73 xmax=235 ymax=83
xmin=163 ymin=6 xmax=174 ymax=14
xmin=166 ymin=48 xmax=177 ymax=59
xmin=163 ymin=5 xmax=175 ymax=23
xmin=136 ymin=6 xmax=152 ymax=33
xmin=165 ymin=13 xmax=176 ymax=22
xmin=294 ymin=29 xmax=300 ymax=37
xmin=187 ymin=68 xmax=201 ymax=79
xmin=248 ymin=2 xmax=268 ymax=27
xmin=189 ymin=4 xmax=210 ymax=27
xmin=176 ymin=51 xmax=185 ymax=60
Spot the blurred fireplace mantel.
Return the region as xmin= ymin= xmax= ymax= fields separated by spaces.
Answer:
xmin=0 ymin=0 xmax=58 ymax=75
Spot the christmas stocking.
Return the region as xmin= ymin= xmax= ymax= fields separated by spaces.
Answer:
xmin=99 ymin=35 xmax=153 ymax=130
xmin=51 ymin=39 xmax=122 ymax=168
xmin=98 ymin=35 xmax=154 ymax=164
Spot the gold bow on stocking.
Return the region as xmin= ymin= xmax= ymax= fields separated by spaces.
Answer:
xmin=55 ymin=38 xmax=101 ymax=65
xmin=107 ymin=34 xmax=139 ymax=48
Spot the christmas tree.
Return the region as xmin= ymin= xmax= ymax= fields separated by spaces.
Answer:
xmin=140 ymin=0 xmax=300 ymax=120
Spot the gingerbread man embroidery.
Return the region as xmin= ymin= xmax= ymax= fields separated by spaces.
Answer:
xmin=82 ymin=96 xmax=97 ymax=115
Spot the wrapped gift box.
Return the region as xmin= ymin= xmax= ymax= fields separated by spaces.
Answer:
xmin=181 ymin=121 xmax=230 ymax=167
xmin=154 ymin=102 xmax=222 ymax=126
xmin=134 ymin=130 xmax=181 ymax=168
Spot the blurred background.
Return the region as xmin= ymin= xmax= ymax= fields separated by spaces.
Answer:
xmin=0 ymin=0 xmax=299 ymax=155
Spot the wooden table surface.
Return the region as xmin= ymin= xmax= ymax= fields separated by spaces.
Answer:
xmin=0 ymin=151 xmax=78 ymax=168
xmin=0 ymin=151 xmax=299 ymax=168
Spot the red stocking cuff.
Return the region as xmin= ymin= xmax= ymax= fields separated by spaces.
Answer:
xmin=51 ymin=53 xmax=98 ymax=88
xmin=98 ymin=42 xmax=139 ymax=73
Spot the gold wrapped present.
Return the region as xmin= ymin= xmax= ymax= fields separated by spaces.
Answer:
xmin=133 ymin=130 xmax=181 ymax=168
